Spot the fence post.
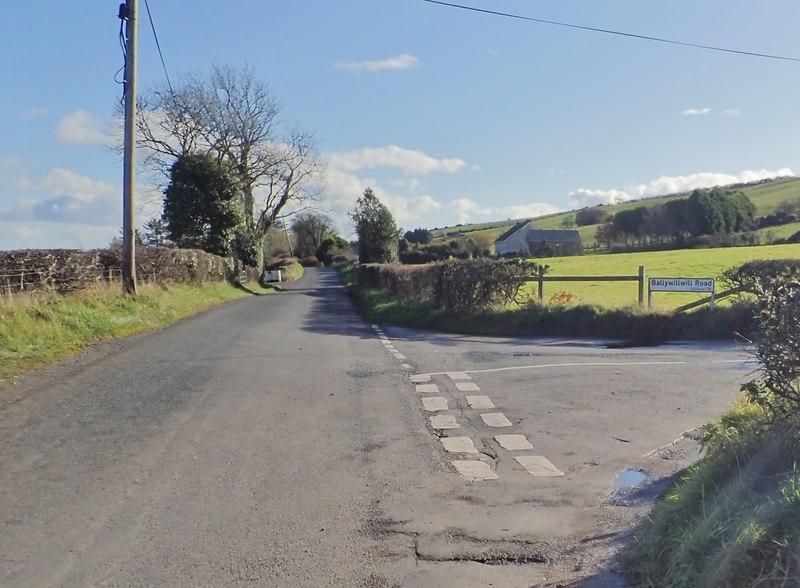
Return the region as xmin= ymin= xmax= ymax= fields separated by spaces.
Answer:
xmin=638 ymin=265 xmax=646 ymax=306
xmin=538 ymin=266 xmax=545 ymax=302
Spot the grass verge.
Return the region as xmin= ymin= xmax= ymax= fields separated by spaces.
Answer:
xmin=624 ymin=401 xmax=800 ymax=587
xmin=0 ymin=281 xmax=269 ymax=385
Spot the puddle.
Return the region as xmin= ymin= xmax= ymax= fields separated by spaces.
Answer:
xmin=614 ymin=468 xmax=649 ymax=489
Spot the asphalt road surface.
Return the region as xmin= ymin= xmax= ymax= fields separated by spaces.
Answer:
xmin=0 ymin=268 xmax=753 ymax=587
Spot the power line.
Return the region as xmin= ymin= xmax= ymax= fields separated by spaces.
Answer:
xmin=422 ymin=0 xmax=800 ymax=63
xmin=142 ymin=0 xmax=175 ymax=95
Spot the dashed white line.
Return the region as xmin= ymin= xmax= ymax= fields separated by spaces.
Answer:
xmin=393 ymin=353 xmax=407 ymax=360
xmin=410 ymin=374 xmax=431 ymax=383
xmin=430 ymin=415 xmax=460 ymax=430
xmin=465 ymin=395 xmax=495 ymax=409
xmin=514 ymin=456 xmax=564 ymax=477
xmin=452 ymin=460 xmax=498 ymax=481
xmin=480 ymin=413 xmax=513 ymax=427
xmin=495 ymin=434 xmax=533 ymax=450
xmin=455 ymin=382 xmax=480 ymax=392
xmin=416 ymin=383 xmax=440 ymax=394
xmin=441 ymin=437 xmax=479 ymax=454
xmin=421 ymin=397 xmax=449 ymax=412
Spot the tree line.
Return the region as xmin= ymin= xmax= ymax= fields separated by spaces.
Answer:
xmin=595 ymin=187 xmax=756 ymax=249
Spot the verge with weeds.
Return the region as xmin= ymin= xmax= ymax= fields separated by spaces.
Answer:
xmin=624 ymin=272 xmax=800 ymax=586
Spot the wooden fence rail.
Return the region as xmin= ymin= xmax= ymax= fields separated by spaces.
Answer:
xmin=526 ymin=265 xmax=648 ymax=305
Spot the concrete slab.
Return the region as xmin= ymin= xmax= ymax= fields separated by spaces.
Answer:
xmin=421 ymin=397 xmax=449 ymax=412
xmin=494 ymin=434 xmax=533 ymax=451
xmin=465 ymin=395 xmax=495 ymax=409
xmin=447 ymin=372 xmax=472 ymax=381
xmin=410 ymin=374 xmax=431 ymax=383
xmin=456 ymin=382 xmax=480 ymax=392
xmin=514 ymin=455 xmax=564 ymax=477
xmin=480 ymin=413 xmax=513 ymax=427
xmin=430 ymin=415 xmax=460 ymax=430
xmin=441 ymin=437 xmax=479 ymax=454
xmin=451 ymin=460 xmax=498 ymax=481
xmin=416 ymin=383 xmax=439 ymax=394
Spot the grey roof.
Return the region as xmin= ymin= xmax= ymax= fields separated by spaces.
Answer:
xmin=525 ymin=229 xmax=581 ymax=242
xmin=494 ymin=220 xmax=541 ymax=243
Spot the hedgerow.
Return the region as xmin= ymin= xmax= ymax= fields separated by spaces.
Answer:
xmin=356 ymin=258 xmax=542 ymax=311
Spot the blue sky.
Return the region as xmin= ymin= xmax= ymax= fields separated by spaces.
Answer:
xmin=2 ymin=0 xmax=799 ymax=249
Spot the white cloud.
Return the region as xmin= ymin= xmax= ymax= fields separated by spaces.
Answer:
xmin=568 ymin=168 xmax=795 ymax=207
xmin=23 ymin=107 xmax=49 ymax=120
xmin=335 ymin=53 xmax=419 ymax=73
xmin=9 ymin=225 xmax=45 ymax=239
xmin=500 ymin=203 xmax=560 ymax=219
xmin=4 ymin=168 xmax=120 ymax=225
xmin=448 ymin=198 xmax=492 ymax=224
xmin=55 ymin=110 xmax=110 ymax=144
xmin=327 ymin=145 xmax=466 ymax=176
xmin=682 ymin=107 xmax=712 ymax=116
xmin=720 ymin=109 xmax=741 ymax=117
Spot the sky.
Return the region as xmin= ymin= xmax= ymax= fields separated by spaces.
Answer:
xmin=2 ymin=0 xmax=800 ymax=249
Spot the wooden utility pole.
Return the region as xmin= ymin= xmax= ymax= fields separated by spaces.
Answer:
xmin=121 ymin=0 xmax=138 ymax=294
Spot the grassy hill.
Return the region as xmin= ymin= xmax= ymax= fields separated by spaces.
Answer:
xmin=428 ymin=177 xmax=800 ymax=251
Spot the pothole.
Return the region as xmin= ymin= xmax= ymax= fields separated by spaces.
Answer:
xmin=614 ymin=468 xmax=649 ymax=489
xmin=415 ymin=531 xmax=552 ymax=566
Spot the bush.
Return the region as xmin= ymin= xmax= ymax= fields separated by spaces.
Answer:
xmin=356 ymin=258 xmax=542 ymax=311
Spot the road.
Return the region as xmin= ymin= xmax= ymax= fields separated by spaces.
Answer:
xmin=0 ymin=268 xmax=752 ymax=587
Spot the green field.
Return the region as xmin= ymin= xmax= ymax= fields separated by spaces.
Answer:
xmin=522 ymin=242 xmax=800 ymax=310
xmin=430 ymin=177 xmax=800 ymax=251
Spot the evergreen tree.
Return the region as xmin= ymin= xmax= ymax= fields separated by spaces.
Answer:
xmin=350 ymin=188 xmax=402 ymax=263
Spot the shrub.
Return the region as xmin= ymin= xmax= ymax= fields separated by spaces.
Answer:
xmin=356 ymin=258 xmax=542 ymax=311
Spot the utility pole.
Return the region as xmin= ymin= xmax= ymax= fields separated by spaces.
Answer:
xmin=121 ymin=0 xmax=138 ymax=294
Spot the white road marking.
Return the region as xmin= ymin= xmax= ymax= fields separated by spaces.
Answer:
xmin=371 ymin=324 xmax=379 ymax=329
xmin=430 ymin=415 xmax=460 ymax=430
xmin=417 ymin=360 xmax=743 ymax=378
xmin=441 ymin=437 xmax=479 ymax=454
xmin=394 ymin=353 xmax=407 ymax=360
xmin=456 ymin=382 xmax=480 ymax=392
xmin=452 ymin=460 xmax=498 ymax=481
xmin=447 ymin=372 xmax=472 ymax=381
xmin=416 ymin=383 xmax=440 ymax=394
xmin=514 ymin=456 xmax=564 ymax=477
xmin=401 ymin=364 xmax=412 ymax=370
xmin=495 ymin=434 xmax=533 ymax=450
xmin=465 ymin=395 xmax=495 ymax=409
xmin=480 ymin=413 xmax=513 ymax=427
xmin=410 ymin=374 xmax=431 ymax=383
xmin=421 ymin=397 xmax=449 ymax=412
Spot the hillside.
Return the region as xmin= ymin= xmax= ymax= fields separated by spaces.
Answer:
xmin=429 ymin=177 xmax=800 ymax=252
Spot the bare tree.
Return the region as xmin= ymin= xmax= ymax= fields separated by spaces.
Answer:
xmin=291 ymin=211 xmax=336 ymax=258
xmin=132 ymin=64 xmax=323 ymax=240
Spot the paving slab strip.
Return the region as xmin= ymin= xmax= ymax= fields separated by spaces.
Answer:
xmin=452 ymin=460 xmax=498 ymax=481
xmin=480 ymin=413 xmax=513 ymax=427
xmin=465 ymin=395 xmax=495 ymax=409
xmin=447 ymin=372 xmax=472 ymax=381
xmin=494 ymin=434 xmax=533 ymax=450
xmin=430 ymin=415 xmax=460 ymax=430
xmin=441 ymin=437 xmax=479 ymax=454
xmin=421 ymin=397 xmax=449 ymax=412
xmin=514 ymin=456 xmax=564 ymax=477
